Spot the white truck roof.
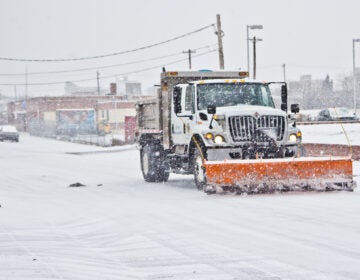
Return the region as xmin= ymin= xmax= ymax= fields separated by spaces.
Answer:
xmin=184 ymin=78 xmax=266 ymax=85
xmin=161 ymin=70 xmax=249 ymax=79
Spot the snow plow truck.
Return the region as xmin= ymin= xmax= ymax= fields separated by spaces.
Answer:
xmin=135 ymin=70 xmax=355 ymax=193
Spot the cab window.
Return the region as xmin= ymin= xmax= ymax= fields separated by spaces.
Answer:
xmin=185 ymin=85 xmax=195 ymax=113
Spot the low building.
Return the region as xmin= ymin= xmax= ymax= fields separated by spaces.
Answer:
xmin=7 ymin=95 xmax=149 ymax=143
xmin=0 ymin=98 xmax=10 ymax=125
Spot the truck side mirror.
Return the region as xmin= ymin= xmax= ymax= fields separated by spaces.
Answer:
xmin=281 ymin=85 xmax=288 ymax=113
xmin=207 ymin=105 xmax=216 ymax=115
xmin=291 ymin=104 xmax=300 ymax=114
xmin=173 ymin=86 xmax=182 ymax=114
xmin=281 ymin=85 xmax=287 ymax=103
xmin=207 ymin=105 xmax=216 ymax=129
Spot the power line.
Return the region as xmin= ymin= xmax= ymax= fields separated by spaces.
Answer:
xmin=0 ymin=44 xmax=217 ymax=77
xmin=0 ymin=52 xmax=185 ymax=76
xmin=0 ymin=24 xmax=215 ymax=62
xmin=0 ymin=49 xmax=217 ymax=86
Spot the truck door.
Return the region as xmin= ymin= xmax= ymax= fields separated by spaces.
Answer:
xmin=171 ymin=84 xmax=195 ymax=145
xmin=182 ymin=84 xmax=196 ymax=143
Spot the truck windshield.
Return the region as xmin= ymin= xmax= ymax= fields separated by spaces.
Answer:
xmin=197 ymin=83 xmax=275 ymax=110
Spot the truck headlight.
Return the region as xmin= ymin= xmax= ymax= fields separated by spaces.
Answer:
xmin=288 ymin=134 xmax=297 ymax=142
xmin=204 ymin=133 xmax=226 ymax=144
xmin=204 ymin=133 xmax=214 ymax=140
xmin=214 ymin=135 xmax=226 ymax=144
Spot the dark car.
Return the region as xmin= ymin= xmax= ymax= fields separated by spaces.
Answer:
xmin=0 ymin=125 xmax=19 ymax=142
xmin=316 ymin=107 xmax=356 ymax=121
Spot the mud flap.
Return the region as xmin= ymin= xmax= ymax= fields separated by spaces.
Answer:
xmin=204 ymin=156 xmax=356 ymax=192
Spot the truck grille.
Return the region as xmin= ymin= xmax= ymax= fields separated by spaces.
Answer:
xmin=229 ymin=115 xmax=285 ymax=142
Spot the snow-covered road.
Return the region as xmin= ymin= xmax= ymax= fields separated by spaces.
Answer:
xmin=1 ymin=133 xmax=360 ymax=279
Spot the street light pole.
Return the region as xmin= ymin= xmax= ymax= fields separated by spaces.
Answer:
xmin=249 ymin=36 xmax=262 ymax=80
xmin=353 ymin=39 xmax=360 ymax=116
xmin=253 ymin=37 xmax=257 ymax=80
xmin=246 ymin=24 xmax=263 ymax=76
xmin=282 ymin=63 xmax=286 ymax=83
xmin=97 ymin=71 xmax=100 ymax=96
xmin=246 ymin=26 xmax=250 ymax=73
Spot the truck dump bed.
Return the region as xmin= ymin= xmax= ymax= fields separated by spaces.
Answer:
xmin=136 ymin=98 xmax=161 ymax=133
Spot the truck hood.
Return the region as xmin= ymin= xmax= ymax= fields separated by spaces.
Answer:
xmin=211 ymin=105 xmax=287 ymax=118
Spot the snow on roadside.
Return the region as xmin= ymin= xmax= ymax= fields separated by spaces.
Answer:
xmin=299 ymin=123 xmax=360 ymax=145
xmin=15 ymin=133 xmax=135 ymax=154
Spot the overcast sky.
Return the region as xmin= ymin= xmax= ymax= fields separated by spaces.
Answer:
xmin=0 ymin=0 xmax=359 ymax=97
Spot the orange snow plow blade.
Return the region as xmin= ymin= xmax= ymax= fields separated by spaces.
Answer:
xmin=204 ymin=156 xmax=355 ymax=192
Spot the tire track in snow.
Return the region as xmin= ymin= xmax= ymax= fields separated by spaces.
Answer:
xmin=0 ymin=225 xmax=65 ymax=279
xmin=155 ymin=200 xmax=360 ymax=279
xmin=0 ymin=219 xmax=143 ymax=280
xmin=42 ymin=174 xmax=359 ymax=279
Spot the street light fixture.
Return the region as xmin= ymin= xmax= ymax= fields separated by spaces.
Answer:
xmin=353 ymin=39 xmax=360 ymax=116
xmin=247 ymin=25 xmax=263 ymax=76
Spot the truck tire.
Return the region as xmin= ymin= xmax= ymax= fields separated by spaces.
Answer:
xmin=192 ymin=146 xmax=207 ymax=190
xmin=140 ymin=145 xmax=169 ymax=182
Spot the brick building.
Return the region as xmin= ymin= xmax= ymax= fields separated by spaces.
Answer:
xmin=7 ymin=95 xmax=145 ymax=142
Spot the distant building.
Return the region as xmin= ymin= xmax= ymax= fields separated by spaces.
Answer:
xmin=65 ymin=78 xmax=143 ymax=99
xmin=125 ymin=82 xmax=141 ymax=96
xmin=6 ymin=95 xmax=153 ymax=143
xmin=116 ymin=77 xmax=142 ymax=99
xmin=0 ymin=98 xmax=9 ymax=125
xmin=288 ymin=74 xmax=352 ymax=110
xmin=65 ymin=82 xmax=107 ymax=96
xmin=356 ymin=67 xmax=360 ymax=81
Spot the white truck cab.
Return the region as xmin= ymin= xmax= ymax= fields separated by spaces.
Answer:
xmin=171 ymin=79 xmax=301 ymax=161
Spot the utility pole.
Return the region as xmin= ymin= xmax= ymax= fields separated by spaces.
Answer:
xmin=216 ymin=14 xmax=225 ymax=69
xmin=25 ymin=64 xmax=28 ymax=98
xmin=97 ymin=71 xmax=100 ymax=96
xmin=353 ymin=39 xmax=360 ymax=116
xmin=183 ymin=49 xmax=196 ymax=69
xmin=353 ymin=40 xmax=356 ymax=116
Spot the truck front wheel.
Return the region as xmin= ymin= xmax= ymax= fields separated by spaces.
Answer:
xmin=140 ymin=145 xmax=169 ymax=182
xmin=193 ymin=147 xmax=207 ymax=190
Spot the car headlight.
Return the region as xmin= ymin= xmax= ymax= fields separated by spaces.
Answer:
xmin=289 ymin=134 xmax=297 ymax=142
